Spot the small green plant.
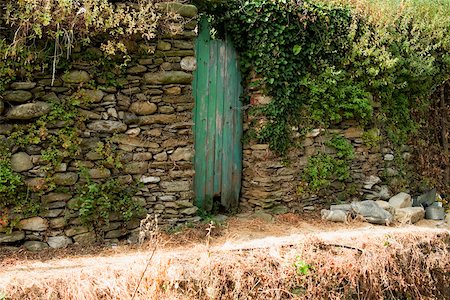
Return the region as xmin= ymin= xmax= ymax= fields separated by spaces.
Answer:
xmin=75 ymin=171 xmax=143 ymax=229
xmin=303 ymin=136 xmax=354 ymax=192
xmin=0 ymin=159 xmax=41 ymax=230
xmin=293 ymin=257 xmax=312 ymax=276
xmin=362 ymin=128 xmax=382 ymax=149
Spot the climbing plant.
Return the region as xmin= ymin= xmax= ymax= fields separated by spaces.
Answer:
xmin=207 ymin=0 xmax=450 ymax=154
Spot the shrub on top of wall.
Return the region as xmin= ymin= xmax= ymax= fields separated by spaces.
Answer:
xmin=207 ymin=0 xmax=450 ymax=154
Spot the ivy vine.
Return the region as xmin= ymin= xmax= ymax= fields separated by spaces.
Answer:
xmin=208 ymin=0 xmax=450 ymax=154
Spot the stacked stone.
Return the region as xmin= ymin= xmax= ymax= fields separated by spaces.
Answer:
xmin=0 ymin=3 xmax=199 ymax=250
xmin=241 ymin=125 xmax=410 ymax=213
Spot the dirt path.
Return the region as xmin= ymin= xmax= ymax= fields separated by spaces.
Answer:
xmin=1 ymin=213 xmax=449 ymax=290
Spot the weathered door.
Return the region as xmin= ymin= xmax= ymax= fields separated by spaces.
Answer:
xmin=193 ymin=17 xmax=243 ymax=211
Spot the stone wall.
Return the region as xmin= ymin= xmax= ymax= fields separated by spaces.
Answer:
xmin=0 ymin=3 xmax=199 ymax=250
xmin=241 ymin=99 xmax=413 ymax=213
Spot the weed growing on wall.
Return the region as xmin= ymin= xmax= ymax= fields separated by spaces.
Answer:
xmin=303 ymin=136 xmax=354 ymax=192
xmin=75 ymin=171 xmax=144 ymax=229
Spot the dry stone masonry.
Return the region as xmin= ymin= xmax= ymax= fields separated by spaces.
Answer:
xmin=0 ymin=3 xmax=199 ymax=250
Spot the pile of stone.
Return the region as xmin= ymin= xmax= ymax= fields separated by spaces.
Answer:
xmin=322 ymin=189 xmax=448 ymax=225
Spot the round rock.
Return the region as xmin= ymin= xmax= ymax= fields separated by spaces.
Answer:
xmin=11 ymin=152 xmax=33 ymax=172
xmin=129 ymin=101 xmax=157 ymax=115
xmin=180 ymin=56 xmax=196 ymax=71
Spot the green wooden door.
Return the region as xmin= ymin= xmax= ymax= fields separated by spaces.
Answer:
xmin=193 ymin=18 xmax=243 ymax=211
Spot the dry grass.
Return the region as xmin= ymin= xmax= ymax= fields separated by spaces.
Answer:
xmin=2 ymin=229 xmax=449 ymax=300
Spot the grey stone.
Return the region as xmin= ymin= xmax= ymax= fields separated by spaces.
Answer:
xmin=414 ymin=188 xmax=436 ymax=208
xmin=19 ymin=217 xmax=48 ymax=231
xmin=47 ymin=236 xmax=73 ymax=249
xmin=133 ymin=152 xmax=152 ymax=161
xmin=88 ymin=168 xmax=111 ymax=179
xmin=254 ymin=211 xmax=273 ymax=222
xmin=161 ymin=181 xmax=190 ymax=192
xmin=11 ymin=82 xmax=37 ymax=90
xmin=388 ymin=192 xmax=412 ymax=209
xmin=170 ymin=147 xmax=194 ymax=161
xmin=53 ymin=172 xmax=78 ymax=186
xmin=79 ymin=109 xmax=102 ymax=120
xmin=6 ymin=102 xmax=51 ymax=120
xmin=351 ymin=200 xmax=393 ymax=225
xmin=425 ymin=206 xmax=446 ymax=220
xmin=62 ymin=70 xmax=91 ymax=83
xmin=41 ymin=193 xmax=72 ymax=203
xmin=159 ymin=105 xmax=175 ymax=114
xmin=73 ymin=232 xmax=96 ymax=244
xmin=124 ymin=162 xmax=148 ymax=174
xmin=65 ymin=226 xmax=89 ymax=237
xmin=378 ymin=185 xmax=391 ymax=200
xmin=112 ymin=135 xmax=159 ymax=148
xmin=180 ymin=56 xmax=196 ymax=71
xmin=394 ymin=207 xmax=425 ymax=224
xmin=130 ymin=101 xmax=157 ymax=115
xmin=144 ymin=71 xmax=193 ymax=84
xmin=173 ymin=40 xmax=194 ymax=49
xmin=303 ymin=206 xmax=316 ymax=211
xmin=3 ymin=90 xmax=33 ymax=102
xmin=24 ymin=241 xmax=49 ymax=251
xmin=271 ymin=205 xmax=289 ymax=215
xmin=384 ymin=154 xmax=394 ymax=161
xmin=305 ymin=128 xmax=323 ymax=138
xmin=87 ymin=121 xmax=127 ymax=133
xmin=0 ymin=231 xmax=25 ymax=243
xmin=105 ymin=229 xmax=127 ymax=239
xmin=81 ymin=90 xmax=105 ymax=103
xmin=363 ymin=175 xmax=381 ymax=189
xmin=175 ymin=200 xmax=193 ymax=208
xmin=321 ymin=209 xmax=348 ymax=222
xmin=180 ymin=207 xmax=198 ymax=215
xmin=330 ymin=204 xmax=352 ymax=211
xmin=41 ymin=209 xmax=64 ymax=218
xmin=138 ymin=114 xmax=178 ymax=125
xmin=159 ymin=195 xmax=176 ymax=201
xmin=126 ymin=128 xmax=141 ymax=137
xmin=375 ymin=200 xmax=395 ymax=215
xmin=157 ymin=41 xmax=172 ymax=51
xmin=127 ymin=65 xmax=147 ymax=74
xmin=11 ymin=152 xmax=33 ymax=172
xmin=50 ymin=218 xmax=66 ymax=229
xmin=140 ymin=176 xmax=161 ymax=183
xmin=343 ymin=127 xmax=364 ymax=139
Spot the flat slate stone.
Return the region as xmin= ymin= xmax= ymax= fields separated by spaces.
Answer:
xmin=3 ymin=90 xmax=33 ymax=103
xmin=19 ymin=217 xmax=48 ymax=231
xmin=6 ymin=102 xmax=51 ymax=120
xmin=0 ymin=231 xmax=25 ymax=243
xmin=87 ymin=120 xmax=127 ymax=133
xmin=143 ymin=71 xmax=193 ymax=84
xmin=62 ymin=70 xmax=91 ymax=83
xmin=24 ymin=241 xmax=49 ymax=251
xmin=10 ymin=82 xmax=37 ymax=90
xmin=47 ymin=236 xmax=73 ymax=249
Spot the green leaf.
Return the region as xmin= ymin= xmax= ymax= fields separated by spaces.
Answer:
xmin=293 ymin=44 xmax=302 ymax=55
